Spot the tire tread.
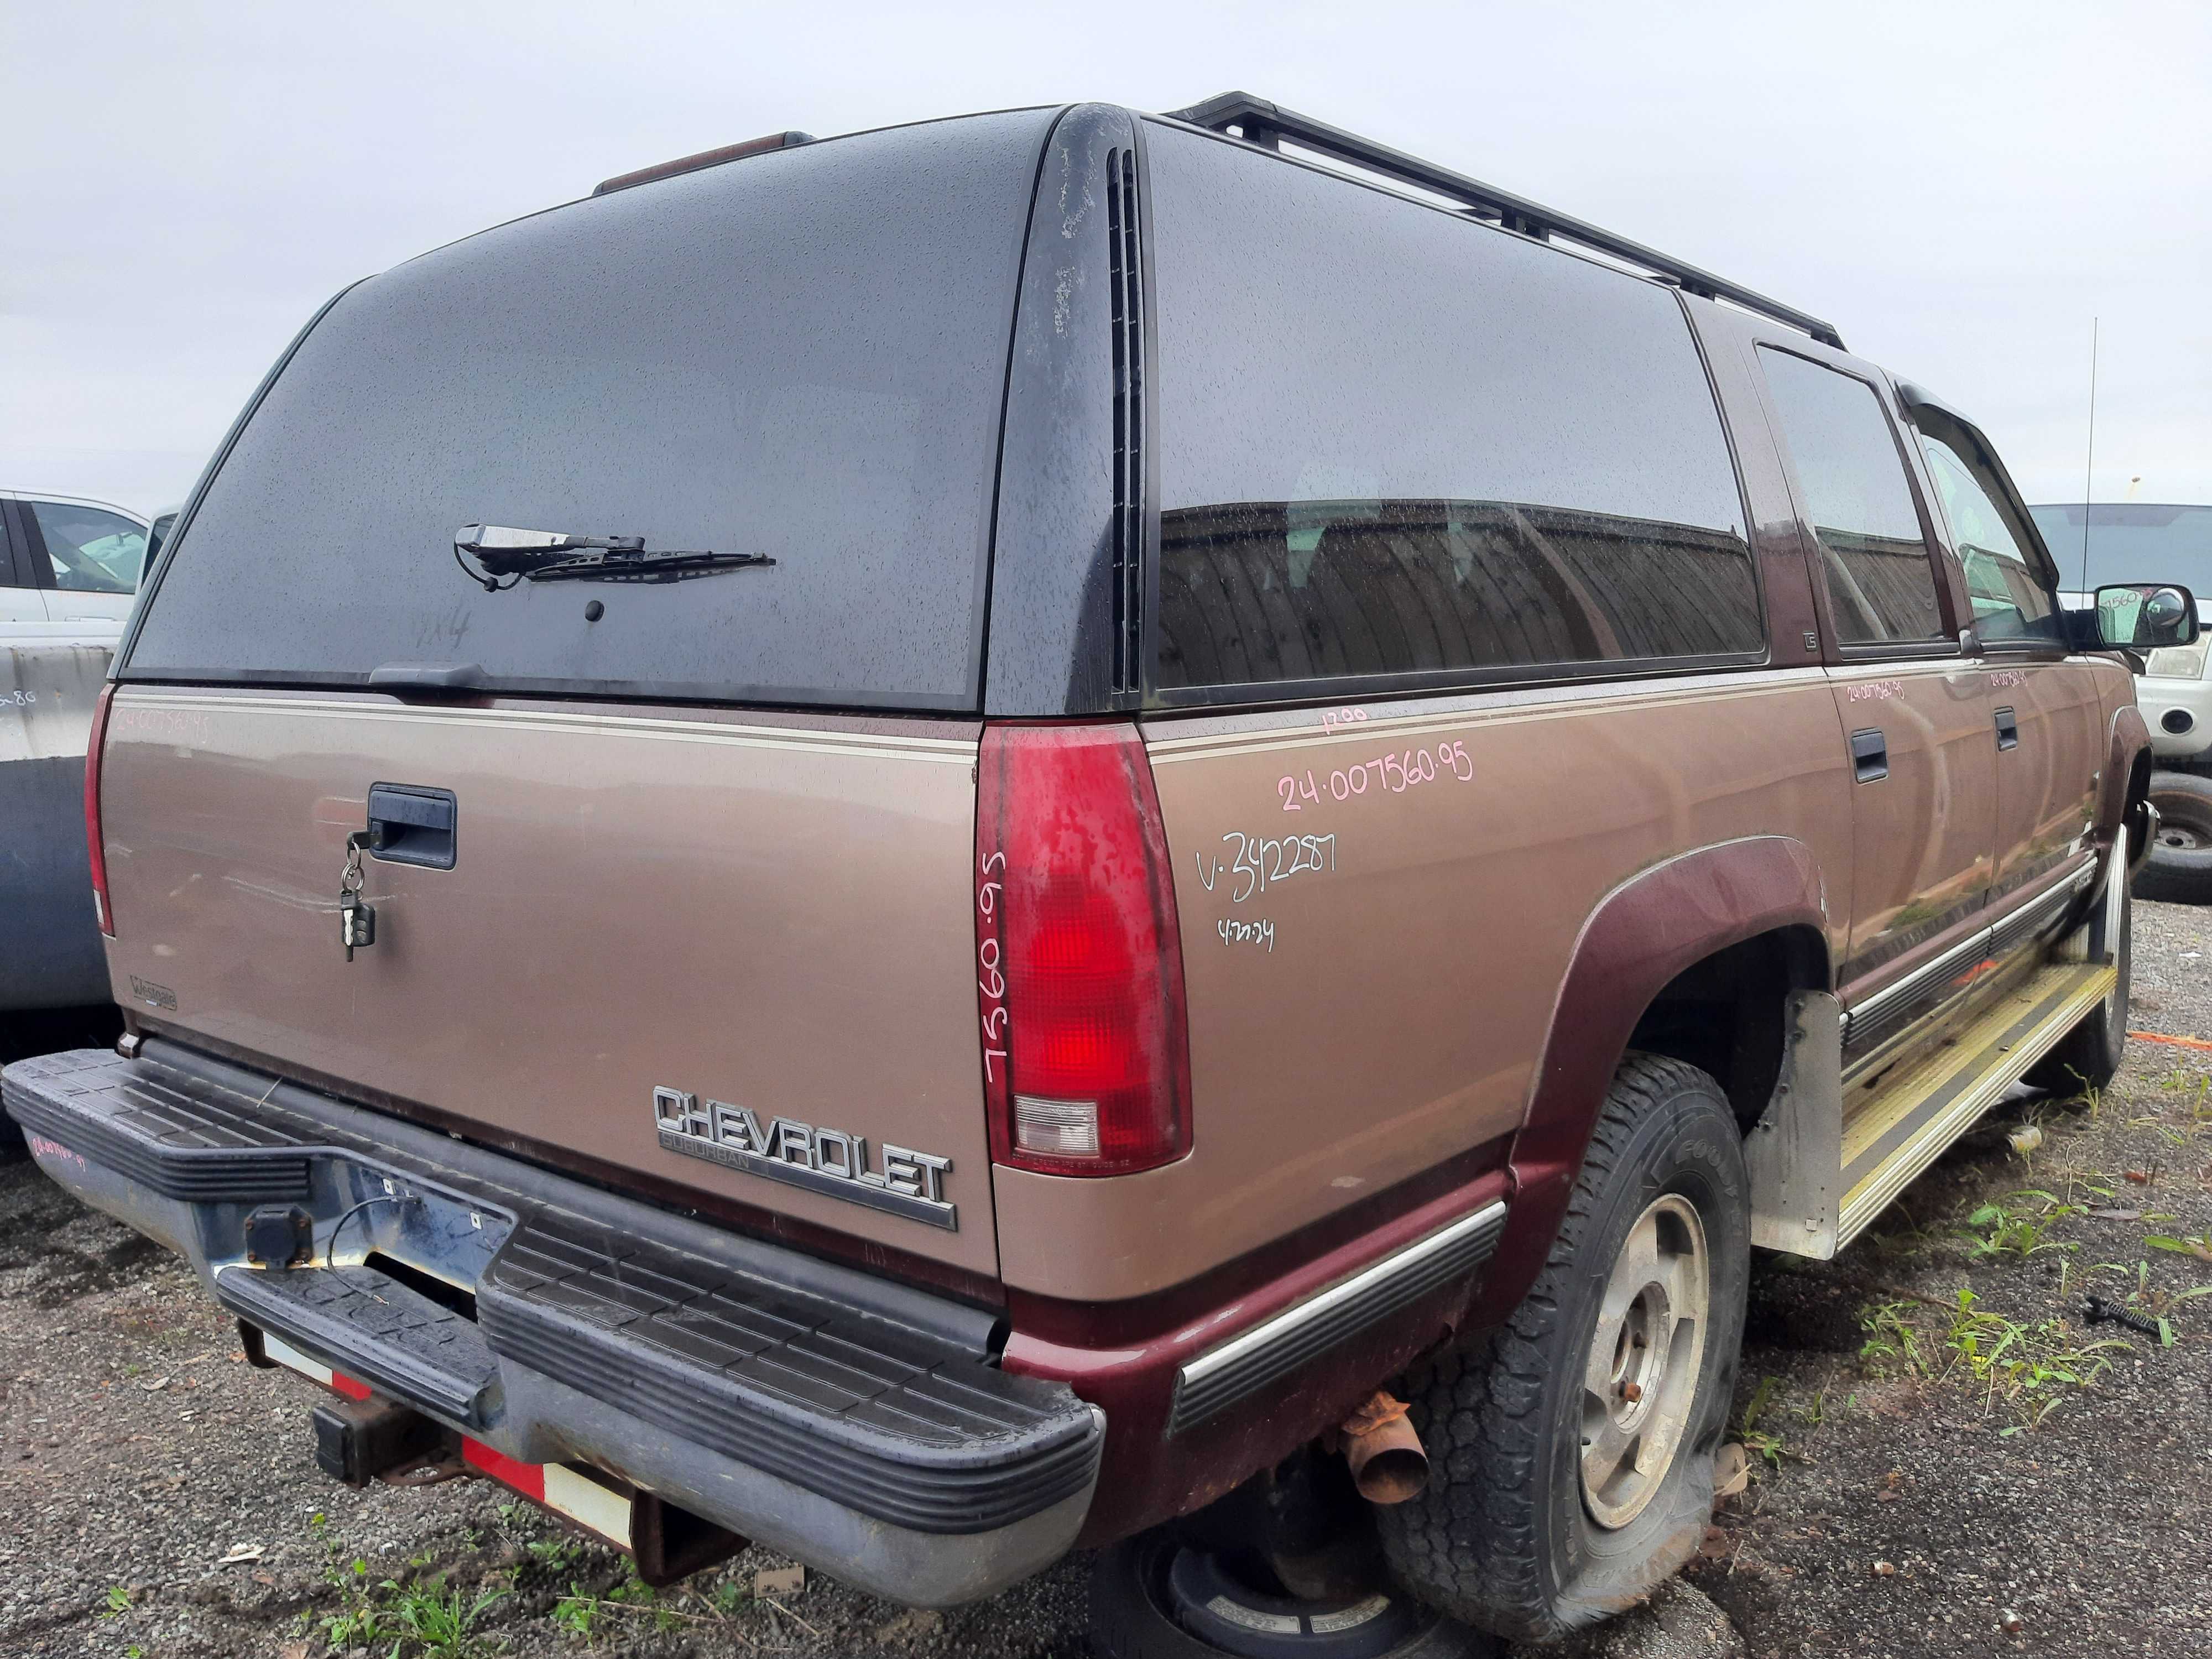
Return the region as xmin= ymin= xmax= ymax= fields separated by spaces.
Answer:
xmin=1377 ymin=1054 xmax=1737 ymax=1641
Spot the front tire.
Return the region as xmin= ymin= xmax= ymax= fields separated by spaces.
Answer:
xmin=1376 ymin=1055 xmax=1749 ymax=1642
xmin=2135 ymin=771 xmax=2212 ymax=905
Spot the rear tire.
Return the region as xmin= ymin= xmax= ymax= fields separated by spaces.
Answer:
xmin=2027 ymin=879 xmax=2131 ymax=1096
xmin=1089 ymin=1532 xmax=1493 ymax=1658
xmin=1376 ymin=1055 xmax=1749 ymax=1642
xmin=2135 ymin=771 xmax=2212 ymax=905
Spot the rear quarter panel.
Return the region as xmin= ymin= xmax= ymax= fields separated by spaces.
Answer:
xmin=990 ymin=669 xmax=1854 ymax=1300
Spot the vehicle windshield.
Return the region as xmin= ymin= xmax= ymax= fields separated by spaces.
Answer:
xmin=2029 ymin=502 xmax=2212 ymax=594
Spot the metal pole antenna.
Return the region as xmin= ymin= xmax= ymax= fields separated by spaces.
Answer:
xmin=2080 ymin=317 xmax=2099 ymax=594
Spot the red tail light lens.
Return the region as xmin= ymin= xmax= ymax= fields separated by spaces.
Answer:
xmin=975 ymin=723 xmax=1191 ymax=1177
xmin=85 ymin=681 xmax=116 ymax=937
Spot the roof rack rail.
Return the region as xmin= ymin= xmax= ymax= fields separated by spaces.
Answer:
xmin=1160 ymin=92 xmax=1844 ymax=351
xmin=593 ymin=131 xmax=814 ymax=197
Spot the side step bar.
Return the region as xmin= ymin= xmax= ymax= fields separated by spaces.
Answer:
xmin=1835 ymin=959 xmax=2113 ymax=1248
xmin=1750 ymin=846 xmax=2122 ymax=1260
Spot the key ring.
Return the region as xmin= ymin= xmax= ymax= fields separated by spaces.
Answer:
xmin=341 ymin=831 xmax=370 ymax=895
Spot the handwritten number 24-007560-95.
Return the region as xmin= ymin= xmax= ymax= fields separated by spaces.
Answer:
xmin=1278 ymin=739 xmax=1473 ymax=810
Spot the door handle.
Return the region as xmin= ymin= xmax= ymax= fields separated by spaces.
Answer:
xmin=1994 ymin=706 xmax=2019 ymax=751
xmin=365 ymin=783 xmax=458 ymax=869
xmin=1850 ymin=728 xmax=1888 ymax=784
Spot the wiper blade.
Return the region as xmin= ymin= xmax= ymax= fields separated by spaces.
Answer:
xmin=453 ymin=524 xmax=775 ymax=591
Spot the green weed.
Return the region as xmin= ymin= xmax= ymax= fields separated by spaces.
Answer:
xmin=390 ymin=1578 xmax=508 ymax=1655
xmin=2143 ymin=1232 xmax=2212 ymax=1262
xmin=1736 ymin=1374 xmax=1788 ymax=1467
xmin=1860 ymin=1301 xmax=1930 ymax=1376
xmin=1939 ymin=1287 xmax=2130 ymax=1428
xmin=1959 ymin=1188 xmax=2084 ymax=1257
xmin=306 ymin=1511 xmax=504 ymax=1656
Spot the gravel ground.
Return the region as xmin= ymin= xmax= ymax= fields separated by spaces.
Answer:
xmin=5 ymin=905 xmax=2212 ymax=1658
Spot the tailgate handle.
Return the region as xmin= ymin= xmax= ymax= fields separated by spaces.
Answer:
xmin=1994 ymin=706 xmax=2019 ymax=750
xmin=366 ymin=784 xmax=458 ymax=869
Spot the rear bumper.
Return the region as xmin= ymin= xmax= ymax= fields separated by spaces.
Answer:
xmin=2 ymin=1041 xmax=1100 ymax=1607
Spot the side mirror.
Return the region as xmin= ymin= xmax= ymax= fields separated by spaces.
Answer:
xmin=2095 ymin=582 xmax=2199 ymax=650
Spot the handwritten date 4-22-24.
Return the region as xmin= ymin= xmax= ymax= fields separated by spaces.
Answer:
xmin=1279 ymin=739 xmax=1473 ymax=810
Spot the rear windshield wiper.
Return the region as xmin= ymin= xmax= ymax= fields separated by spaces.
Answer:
xmin=454 ymin=524 xmax=775 ymax=591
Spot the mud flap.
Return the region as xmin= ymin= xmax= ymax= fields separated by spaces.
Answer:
xmin=1744 ymin=989 xmax=1841 ymax=1259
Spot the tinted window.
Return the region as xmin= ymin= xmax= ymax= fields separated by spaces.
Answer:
xmin=1759 ymin=350 xmax=1943 ymax=645
xmin=125 ymin=110 xmax=1055 ymax=709
xmin=1916 ymin=424 xmax=2060 ymax=646
xmin=29 ymin=500 xmax=146 ymax=594
xmin=1144 ymin=124 xmax=1760 ymax=691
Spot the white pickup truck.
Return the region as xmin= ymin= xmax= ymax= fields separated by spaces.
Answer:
xmin=1 ymin=490 xmax=150 ymax=1012
xmin=2033 ymin=502 xmax=2212 ymax=904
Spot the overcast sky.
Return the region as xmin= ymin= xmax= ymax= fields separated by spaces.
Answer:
xmin=7 ymin=1 xmax=2208 ymax=516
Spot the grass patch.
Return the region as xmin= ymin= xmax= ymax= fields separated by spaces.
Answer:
xmin=306 ymin=1512 xmax=507 ymax=1657
xmin=1958 ymin=1188 xmax=2085 ymax=1258
xmin=1859 ymin=1287 xmax=2132 ymax=1431
xmin=1736 ymin=1374 xmax=1788 ymax=1467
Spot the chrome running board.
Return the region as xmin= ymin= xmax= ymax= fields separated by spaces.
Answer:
xmin=1835 ymin=959 xmax=2114 ymax=1249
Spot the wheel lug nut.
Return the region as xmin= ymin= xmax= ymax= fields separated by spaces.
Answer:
xmin=1620 ymin=1381 xmax=1644 ymax=1402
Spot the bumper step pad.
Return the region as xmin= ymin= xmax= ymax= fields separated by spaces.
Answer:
xmin=4 ymin=1045 xmax=1100 ymax=1536
xmin=217 ymin=1262 xmax=500 ymax=1426
xmin=3 ymin=1047 xmax=311 ymax=1203
xmin=483 ymin=1221 xmax=1094 ymax=1533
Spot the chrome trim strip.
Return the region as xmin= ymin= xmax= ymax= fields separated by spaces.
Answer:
xmin=1144 ymin=671 xmax=1833 ymax=765
xmin=109 ymin=690 xmax=977 ymax=766
xmin=1846 ymin=927 xmax=1993 ymax=1035
xmin=1170 ymin=1201 xmax=1507 ymax=1434
xmin=1846 ymin=864 xmax=2097 ymax=1040
xmin=1989 ymin=875 xmax=2087 ymax=956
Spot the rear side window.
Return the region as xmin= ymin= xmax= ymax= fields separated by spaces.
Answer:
xmin=124 ymin=109 xmax=1056 ymax=709
xmin=1143 ymin=123 xmax=1760 ymax=693
xmin=1758 ymin=350 xmax=1944 ymax=646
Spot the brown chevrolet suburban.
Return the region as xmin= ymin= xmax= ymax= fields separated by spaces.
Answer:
xmin=6 ymin=93 xmax=2200 ymax=1652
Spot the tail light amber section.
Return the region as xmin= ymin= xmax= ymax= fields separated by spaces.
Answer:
xmin=85 ymin=681 xmax=116 ymax=937
xmin=975 ymin=723 xmax=1191 ymax=1177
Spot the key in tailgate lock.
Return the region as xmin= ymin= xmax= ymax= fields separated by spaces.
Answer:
xmin=338 ymin=786 xmax=458 ymax=959
xmin=339 ymin=832 xmax=376 ymax=960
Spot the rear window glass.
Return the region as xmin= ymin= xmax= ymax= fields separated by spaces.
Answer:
xmin=1142 ymin=123 xmax=1760 ymax=692
xmin=124 ymin=109 xmax=1055 ymax=709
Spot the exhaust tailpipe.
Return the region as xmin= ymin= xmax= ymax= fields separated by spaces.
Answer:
xmin=1340 ymin=1390 xmax=1428 ymax=1504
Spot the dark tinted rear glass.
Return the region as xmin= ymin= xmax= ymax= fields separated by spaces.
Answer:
xmin=125 ymin=109 xmax=1055 ymax=709
xmin=1142 ymin=123 xmax=1760 ymax=693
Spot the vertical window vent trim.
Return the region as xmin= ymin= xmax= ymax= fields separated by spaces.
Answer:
xmin=1107 ymin=147 xmax=1146 ymax=697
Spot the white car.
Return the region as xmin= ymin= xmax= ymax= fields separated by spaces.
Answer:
xmin=1 ymin=489 xmax=151 ymax=640
xmin=2034 ymin=502 xmax=2212 ymax=901
xmin=1 ymin=489 xmax=151 ymax=1014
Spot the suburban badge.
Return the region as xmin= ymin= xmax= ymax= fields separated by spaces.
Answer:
xmin=651 ymin=1088 xmax=956 ymax=1231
